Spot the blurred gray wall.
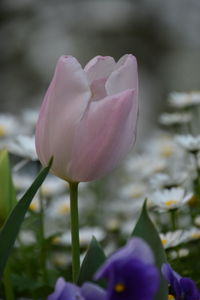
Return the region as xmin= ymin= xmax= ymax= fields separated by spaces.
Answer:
xmin=1 ymin=0 xmax=200 ymax=139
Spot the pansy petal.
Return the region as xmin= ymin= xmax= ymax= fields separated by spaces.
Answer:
xmin=180 ymin=278 xmax=200 ymax=300
xmin=95 ymin=238 xmax=155 ymax=281
xmin=81 ymin=282 xmax=106 ymax=300
xmin=48 ymin=278 xmax=83 ymax=300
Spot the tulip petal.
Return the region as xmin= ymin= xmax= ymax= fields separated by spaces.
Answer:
xmin=84 ymin=56 xmax=116 ymax=84
xmin=69 ymin=89 xmax=138 ymax=182
xmin=105 ymin=54 xmax=138 ymax=96
xmin=90 ymin=78 xmax=107 ymax=101
xmin=35 ymin=56 xmax=91 ymax=181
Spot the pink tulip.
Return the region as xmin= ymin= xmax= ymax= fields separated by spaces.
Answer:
xmin=35 ymin=54 xmax=138 ymax=182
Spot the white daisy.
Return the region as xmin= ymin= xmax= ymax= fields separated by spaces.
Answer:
xmin=149 ymin=172 xmax=187 ymax=189
xmin=149 ymin=187 xmax=192 ymax=211
xmin=52 ymin=227 xmax=106 ymax=247
xmin=0 ymin=114 xmax=21 ymax=139
xmin=169 ymin=91 xmax=200 ymax=108
xmin=40 ymin=175 xmax=67 ymax=198
xmin=144 ymin=133 xmax=176 ymax=158
xmin=178 ymin=248 xmax=189 ymax=258
xmin=185 ymin=227 xmax=200 ymax=241
xmin=159 ymin=230 xmax=186 ymax=249
xmin=175 ymin=134 xmax=200 ymax=152
xmin=159 ymin=112 xmax=192 ymax=126
xmin=22 ymin=108 xmax=39 ymax=131
xmin=119 ymin=182 xmax=147 ymax=199
xmin=194 ymin=215 xmax=200 ymax=227
xmin=7 ymin=135 xmax=38 ymax=160
xmin=125 ymin=154 xmax=167 ymax=179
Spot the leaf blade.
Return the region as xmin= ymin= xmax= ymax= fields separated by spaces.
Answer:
xmin=78 ymin=236 xmax=106 ymax=287
xmin=132 ymin=200 xmax=168 ymax=300
xmin=0 ymin=159 xmax=52 ymax=278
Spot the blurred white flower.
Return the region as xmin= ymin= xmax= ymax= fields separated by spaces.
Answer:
xmin=40 ymin=175 xmax=67 ymax=197
xmin=144 ymin=133 xmax=176 ymax=158
xmin=169 ymin=91 xmax=200 ymax=108
xmin=0 ymin=114 xmax=21 ymax=139
xmin=15 ymin=230 xmax=36 ymax=247
xmin=159 ymin=112 xmax=192 ymax=126
xmin=125 ymin=154 xmax=167 ymax=179
xmin=149 ymin=187 xmax=192 ymax=211
xmin=159 ymin=230 xmax=186 ymax=249
xmin=119 ymin=182 xmax=147 ymax=199
xmin=178 ymin=248 xmax=189 ymax=258
xmin=175 ymin=134 xmax=200 ymax=152
xmin=52 ymin=227 xmax=105 ymax=247
xmin=186 ymin=227 xmax=200 ymax=241
xmin=22 ymin=108 xmax=39 ymax=131
xmin=7 ymin=135 xmax=38 ymax=160
xmin=194 ymin=215 xmax=200 ymax=227
xmin=149 ymin=172 xmax=187 ymax=189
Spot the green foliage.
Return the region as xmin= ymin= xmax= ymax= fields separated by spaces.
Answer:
xmin=132 ymin=200 xmax=168 ymax=300
xmin=78 ymin=236 xmax=106 ymax=287
xmin=0 ymin=158 xmax=52 ymax=279
xmin=0 ymin=150 xmax=16 ymax=227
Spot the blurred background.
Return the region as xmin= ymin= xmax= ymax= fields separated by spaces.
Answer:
xmin=1 ymin=0 xmax=200 ymax=141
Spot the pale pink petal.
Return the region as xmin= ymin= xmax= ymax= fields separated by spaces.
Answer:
xmin=68 ymin=89 xmax=138 ymax=182
xmin=35 ymin=56 xmax=91 ymax=181
xmin=84 ymin=56 xmax=115 ymax=84
xmin=90 ymin=78 xmax=107 ymax=101
xmin=105 ymin=54 xmax=138 ymax=96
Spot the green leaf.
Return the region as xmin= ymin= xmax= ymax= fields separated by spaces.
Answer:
xmin=78 ymin=236 xmax=106 ymax=287
xmin=0 ymin=158 xmax=52 ymax=278
xmin=0 ymin=150 xmax=17 ymax=227
xmin=132 ymin=200 xmax=168 ymax=300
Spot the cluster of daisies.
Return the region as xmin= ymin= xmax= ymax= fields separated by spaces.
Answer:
xmin=113 ymin=91 xmax=200 ymax=272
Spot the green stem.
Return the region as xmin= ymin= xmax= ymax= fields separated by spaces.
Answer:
xmin=3 ymin=262 xmax=14 ymax=300
xmin=170 ymin=209 xmax=177 ymax=231
xmin=37 ymin=161 xmax=47 ymax=285
xmin=69 ymin=182 xmax=80 ymax=283
xmin=39 ymin=189 xmax=47 ymax=284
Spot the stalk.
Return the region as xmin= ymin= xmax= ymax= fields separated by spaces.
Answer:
xmin=69 ymin=182 xmax=80 ymax=283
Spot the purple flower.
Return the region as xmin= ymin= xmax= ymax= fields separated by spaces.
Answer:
xmin=162 ymin=263 xmax=200 ymax=300
xmin=48 ymin=238 xmax=160 ymax=300
xmin=48 ymin=278 xmax=106 ymax=300
xmin=95 ymin=237 xmax=160 ymax=300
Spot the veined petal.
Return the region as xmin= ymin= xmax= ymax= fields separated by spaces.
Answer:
xmin=84 ymin=56 xmax=116 ymax=84
xmin=35 ymin=56 xmax=91 ymax=181
xmin=106 ymin=54 xmax=138 ymax=96
xmin=68 ymin=89 xmax=138 ymax=182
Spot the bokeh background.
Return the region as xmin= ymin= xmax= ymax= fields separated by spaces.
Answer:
xmin=1 ymin=0 xmax=200 ymax=141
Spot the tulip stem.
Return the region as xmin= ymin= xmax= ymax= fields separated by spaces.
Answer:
xmin=69 ymin=182 xmax=80 ymax=283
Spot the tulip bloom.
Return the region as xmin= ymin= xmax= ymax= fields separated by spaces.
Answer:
xmin=35 ymin=54 xmax=138 ymax=182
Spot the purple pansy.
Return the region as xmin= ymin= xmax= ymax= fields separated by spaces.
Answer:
xmin=95 ymin=238 xmax=160 ymax=300
xmin=162 ymin=263 xmax=200 ymax=300
xmin=48 ymin=277 xmax=105 ymax=300
xmin=48 ymin=238 xmax=160 ymax=300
